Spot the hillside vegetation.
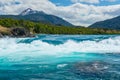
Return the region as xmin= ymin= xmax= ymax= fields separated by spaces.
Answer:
xmin=0 ymin=25 xmax=11 ymax=35
xmin=0 ymin=18 xmax=120 ymax=37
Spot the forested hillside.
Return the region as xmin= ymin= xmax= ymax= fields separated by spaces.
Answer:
xmin=0 ymin=18 xmax=120 ymax=37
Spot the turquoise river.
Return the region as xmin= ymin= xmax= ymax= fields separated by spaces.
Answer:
xmin=0 ymin=35 xmax=120 ymax=80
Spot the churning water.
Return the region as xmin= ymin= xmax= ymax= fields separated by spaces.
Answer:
xmin=0 ymin=35 xmax=120 ymax=80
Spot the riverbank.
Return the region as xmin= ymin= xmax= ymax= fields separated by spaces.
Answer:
xmin=0 ymin=18 xmax=120 ymax=37
xmin=0 ymin=25 xmax=34 ymax=38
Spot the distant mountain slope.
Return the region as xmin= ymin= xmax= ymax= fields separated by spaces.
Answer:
xmin=89 ymin=16 xmax=120 ymax=30
xmin=0 ymin=8 xmax=73 ymax=26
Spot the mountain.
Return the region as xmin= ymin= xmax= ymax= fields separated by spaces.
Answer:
xmin=0 ymin=8 xmax=73 ymax=26
xmin=19 ymin=8 xmax=45 ymax=16
xmin=89 ymin=16 xmax=120 ymax=30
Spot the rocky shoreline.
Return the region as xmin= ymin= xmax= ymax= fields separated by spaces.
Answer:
xmin=0 ymin=27 xmax=35 ymax=38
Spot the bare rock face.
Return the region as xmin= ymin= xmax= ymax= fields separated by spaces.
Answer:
xmin=11 ymin=27 xmax=33 ymax=37
xmin=0 ymin=27 xmax=35 ymax=38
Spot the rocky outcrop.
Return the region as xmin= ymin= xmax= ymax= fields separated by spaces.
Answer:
xmin=10 ymin=27 xmax=32 ymax=37
xmin=0 ymin=26 xmax=34 ymax=38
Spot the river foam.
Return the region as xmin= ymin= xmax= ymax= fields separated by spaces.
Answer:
xmin=0 ymin=35 xmax=120 ymax=80
xmin=0 ymin=35 xmax=120 ymax=57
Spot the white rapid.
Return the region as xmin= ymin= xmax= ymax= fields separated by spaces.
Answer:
xmin=0 ymin=36 xmax=120 ymax=57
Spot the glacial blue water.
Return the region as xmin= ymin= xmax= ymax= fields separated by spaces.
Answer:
xmin=0 ymin=35 xmax=120 ymax=80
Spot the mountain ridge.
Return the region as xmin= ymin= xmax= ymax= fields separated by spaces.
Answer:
xmin=89 ymin=15 xmax=120 ymax=30
xmin=0 ymin=8 xmax=73 ymax=27
xmin=19 ymin=8 xmax=45 ymax=16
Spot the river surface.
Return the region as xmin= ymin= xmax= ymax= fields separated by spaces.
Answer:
xmin=0 ymin=35 xmax=120 ymax=80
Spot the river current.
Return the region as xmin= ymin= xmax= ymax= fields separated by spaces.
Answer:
xmin=0 ymin=35 xmax=120 ymax=80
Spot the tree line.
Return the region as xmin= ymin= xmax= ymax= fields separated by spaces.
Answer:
xmin=0 ymin=18 xmax=120 ymax=34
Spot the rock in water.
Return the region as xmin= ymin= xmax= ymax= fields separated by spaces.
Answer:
xmin=72 ymin=61 xmax=109 ymax=74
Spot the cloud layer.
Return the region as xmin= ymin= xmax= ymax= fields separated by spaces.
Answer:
xmin=0 ymin=0 xmax=120 ymax=26
xmin=71 ymin=0 xmax=117 ymax=4
xmin=71 ymin=0 xmax=100 ymax=4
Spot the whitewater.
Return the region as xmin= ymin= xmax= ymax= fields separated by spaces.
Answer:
xmin=0 ymin=35 xmax=120 ymax=80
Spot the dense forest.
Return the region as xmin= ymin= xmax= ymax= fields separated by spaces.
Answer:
xmin=0 ymin=18 xmax=120 ymax=35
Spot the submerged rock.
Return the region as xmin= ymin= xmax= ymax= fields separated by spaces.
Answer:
xmin=72 ymin=61 xmax=109 ymax=74
xmin=71 ymin=61 xmax=120 ymax=79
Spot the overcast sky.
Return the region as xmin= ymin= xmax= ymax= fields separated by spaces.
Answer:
xmin=0 ymin=0 xmax=120 ymax=26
